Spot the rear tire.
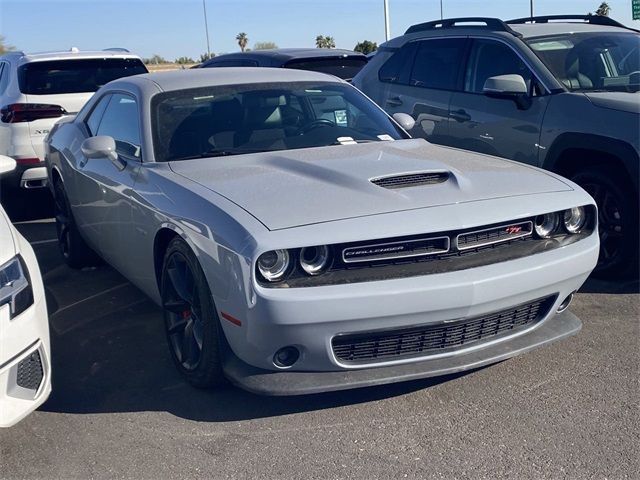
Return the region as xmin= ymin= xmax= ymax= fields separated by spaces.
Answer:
xmin=571 ymin=167 xmax=639 ymax=279
xmin=161 ymin=237 xmax=226 ymax=388
xmin=53 ymin=178 xmax=102 ymax=269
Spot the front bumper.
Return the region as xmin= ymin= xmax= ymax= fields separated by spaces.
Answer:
xmin=216 ymin=229 xmax=598 ymax=392
xmin=222 ymin=308 xmax=581 ymax=395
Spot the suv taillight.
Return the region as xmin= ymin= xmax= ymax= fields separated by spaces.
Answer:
xmin=0 ymin=103 xmax=67 ymax=123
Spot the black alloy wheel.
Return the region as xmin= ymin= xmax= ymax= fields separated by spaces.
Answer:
xmin=572 ymin=167 xmax=639 ymax=278
xmin=161 ymin=238 xmax=226 ymax=387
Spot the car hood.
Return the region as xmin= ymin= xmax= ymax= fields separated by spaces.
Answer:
xmin=584 ymin=92 xmax=640 ymax=114
xmin=0 ymin=207 xmax=16 ymax=264
xmin=169 ymin=139 xmax=573 ymax=230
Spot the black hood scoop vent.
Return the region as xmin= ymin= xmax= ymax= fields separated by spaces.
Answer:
xmin=371 ymin=171 xmax=450 ymax=190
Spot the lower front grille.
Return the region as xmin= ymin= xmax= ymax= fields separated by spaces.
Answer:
xmin=332 ymin=295 xmax=556 ymax=365
xmin=16 ymin=350 xmax=44 ymax=391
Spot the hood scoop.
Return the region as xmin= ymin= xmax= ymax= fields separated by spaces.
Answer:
xmin=371 ymin=171 xmax=449 ymax=190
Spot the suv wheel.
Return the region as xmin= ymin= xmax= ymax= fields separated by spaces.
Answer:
xmin=571 ymin=167 xmax=639 ymax=278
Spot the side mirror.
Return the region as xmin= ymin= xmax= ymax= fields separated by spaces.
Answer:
xmin=81 ymin=136 xmax=118 ymax=161
xmin=483 ymin=74 xmax=531 ymax=110
xmin=392 ymin=112 xmax=416 ymax=131
xmin=0 ymin=155 xmax=16 ymax=176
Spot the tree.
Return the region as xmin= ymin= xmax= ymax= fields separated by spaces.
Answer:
xmin=315 ymin=35 xmax=336 ymax=49
xmin=175 ymin=56 xmax=195 ymax=65
xmin=199 ymin=52 xmax=215 ymax=63
xmin=354 ymin=40 xmax=377 ymax=55
xmin=0 ymin=35 xmax=15 ymax=56
xmin=254 ymin=41 xmax=278 ymax=50
xmin=595 ymin=2 xmax=611 ymax=16
xmin=143 ymin=54 xmax=168 ymax=65
xmin=236 ymin=32 xmax=249 ymax=52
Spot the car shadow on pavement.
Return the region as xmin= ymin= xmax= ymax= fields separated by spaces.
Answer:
xmin=579 ymin=276 xmax=639 ymax=294
xmin=35 ymin=242 xmax=473 ymax=422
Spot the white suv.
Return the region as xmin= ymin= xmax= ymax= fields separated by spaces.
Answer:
xmin=0 ymin=48 xmax=147 ymax=190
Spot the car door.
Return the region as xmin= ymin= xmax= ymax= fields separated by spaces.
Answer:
xmin=73 ymin=92 xmax=142 ymax=269
xmin=377 ymin=38 xmax=467 ymax=146
xmin=447 ymin=38 xmax=551 ymax=165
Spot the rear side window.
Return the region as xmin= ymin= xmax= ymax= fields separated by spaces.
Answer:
xmin=18 ymin=58 xmax=148 ymax=95
xmin=284 ymin=58 xmax=367 ymax=80
xmin=409 ymin=38 xmax=467 ymax=90
xmin=95 ymin=93 xmax=141 ymax=158
xmin=378 ymin=43 xmax=417 ymax=84
xmin=0 ymin=62 xmax=9 ymax=94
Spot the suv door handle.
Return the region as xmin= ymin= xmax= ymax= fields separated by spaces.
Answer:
xmin=386 ymin=96 xmax=403 ymax=107
xmin=449 ymin=109 xmax=471 ymax=122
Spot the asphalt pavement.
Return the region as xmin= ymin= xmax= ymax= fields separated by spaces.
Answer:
xmin=0 ymin=213 xmax=638 ymax=479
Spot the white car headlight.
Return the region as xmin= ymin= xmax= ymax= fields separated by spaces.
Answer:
xmin=0 ymin=256 xmax=33 ymax=318
xmin=300 ymin=245 xmax=330 ymax=275
xmin=257 ymin=250 xmax=290 ymax=282
xmin=534 ymin=212 xmax=560 ymax=238
xmin=563 ymin=206 xmax=587 ymax=234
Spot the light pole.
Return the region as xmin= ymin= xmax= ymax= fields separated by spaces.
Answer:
xmin=530 ymin=0 xmax=534 ymax=19
xmin=440 ymin=0 xmax=443 ymax=20
xmin=384 ymin=0 xmax=390 ymax=41
xmin=202 ymin=0 xmax=211 ymax=58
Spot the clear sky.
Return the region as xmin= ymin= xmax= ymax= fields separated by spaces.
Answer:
xmin=1 ymin=0 xmax=638 ymax=61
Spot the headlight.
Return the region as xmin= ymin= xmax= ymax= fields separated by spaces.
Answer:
xmin=257 ymin=250 xmax=290 ymax=282
xmin=534 ymin=213 xmax=560 ymax=238
xmin=300 ymin=245 xmax=330 ymax=275
xmin=0 ymin=256 xmax=33 ymax=318
xmin=563 ymin=206 xmax=586 ymax=234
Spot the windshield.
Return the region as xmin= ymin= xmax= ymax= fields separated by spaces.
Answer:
xmin=283 ymin=58 xmax=368 ymax=80
xmin=18 ymin=58 xmax=148 ymax=95
xmin=527 ymin=32 xmax=640 ymax=92
xmin=152 ymin=81 xmax=408 ymax=162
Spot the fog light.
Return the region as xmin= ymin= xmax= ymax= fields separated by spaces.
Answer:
xmin=557 ymin=292 xmax=575 ymax=313
xmin=534 ymin=213 xmax=559 ymax=238
xmin=273 ymin=346 xmax=300 ymax=368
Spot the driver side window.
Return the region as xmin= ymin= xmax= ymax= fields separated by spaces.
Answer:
xmin=465 ymin=39 xmax=537 ymax=95
xmin=95 ymin=93 xmax=142 ymax=159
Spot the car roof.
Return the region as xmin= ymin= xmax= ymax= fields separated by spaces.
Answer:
xmin=510 ymin=22 xmax=634 ymax=38
xmin=0 ymin=49 xmax=141 ymax=65
xmin=203 ymin=48 xmax=365 ymax=64
xmin=117 ymin=67 xmax=345 ymax=92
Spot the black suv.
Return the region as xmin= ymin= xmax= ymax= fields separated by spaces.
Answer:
xmin=353 ymin=16 xmax=639 ymax=277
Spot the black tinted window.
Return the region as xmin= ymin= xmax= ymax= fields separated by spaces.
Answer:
xmin=465 ymin=39 xmax=533 ymax=93
xmin=205 ymin=60 xmax=259 ymax=67
xmin=284 ymin=58 xmax=367 ymax=80
xmin=0 ymin=62 xmax=9 ymax=94
xmin=378 ymin=43 xmax=417 ymax=84
xmin=18 ymin=58 xmax=147 ymax=95
xmin=86 ymin=94 xmax=112 ymax=135
xmin=409 ymin=39 xmax=466 ymax=90
xmin=96 ymin=93 xmax=141 ymax=158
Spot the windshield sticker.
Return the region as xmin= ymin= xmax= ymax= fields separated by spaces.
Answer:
xmin=377 ymin=134 xmax=395 ymax=141
xmin=334 ymin=109 xmax=348 ymax=126
xmin=336 ymin=136 xmax=357 ymax=145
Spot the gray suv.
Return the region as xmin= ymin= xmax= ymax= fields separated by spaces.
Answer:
xmin=353 ymin=15 xmax=639 ymax=277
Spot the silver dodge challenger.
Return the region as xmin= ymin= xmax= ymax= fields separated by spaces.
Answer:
xmin=45 ymin=68 xmax=598 ymax=395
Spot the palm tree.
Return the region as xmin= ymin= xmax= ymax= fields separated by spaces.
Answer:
xmin=236 ymin=32 xmax=248 ymax=52
xmin=595 ymin=2 xmax=610 ymax=16
xmin=315 ymin=35 xmax=336 ymax=49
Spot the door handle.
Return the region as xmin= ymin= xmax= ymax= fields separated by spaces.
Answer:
xmin=386 ymin=96 xmax=403 ymax=107
xmin=449 ymin=109 xmax=471 ymax=122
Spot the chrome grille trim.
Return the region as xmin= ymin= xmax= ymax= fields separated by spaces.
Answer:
xmin=342 ymin=236 xmax=450 ymax=264
xmin=456 ymin=221 xmax=533 ymax=251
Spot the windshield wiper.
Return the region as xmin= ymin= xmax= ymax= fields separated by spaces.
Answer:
xmin=170 ymin=148 xmax=266 ymax=161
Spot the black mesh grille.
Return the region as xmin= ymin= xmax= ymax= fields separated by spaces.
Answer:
xmin=332 ymin=296 xmax=555 ymax=364
xmin=16 ymin=350 xmax=44 ymax=391
xmin=371 ymin=172 xmax=449 ymax=189
xmin=457 ymin=221 xmax=533 ymax=250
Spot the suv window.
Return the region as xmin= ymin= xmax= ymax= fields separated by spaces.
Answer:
xmin=205 ymin=60 xmax=259 ymax=67
xmin=18 ymin=58 xmax=147 ymax=95
xmin=0 ymin=62 xmax=9 ymax=94
xmin=409 ymin=38 xmax=467 ymax=90
xmin=284 ymin=58 xmax=368 ymax=80
xmin=96 ymin=93 xmax=141 ymax=158
xmin=465 ymin=39 xmax=534 ymax=93
xmin=378 ymin=43 xmax=418 ymax=84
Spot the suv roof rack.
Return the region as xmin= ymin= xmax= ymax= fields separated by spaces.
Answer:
xmin=405 ymin=17 xmax=522 ymax=37
xmin=507 ymin=14 xmax=636 ymax=31
xmin=103 ymin=47 xmax=130 ymax=53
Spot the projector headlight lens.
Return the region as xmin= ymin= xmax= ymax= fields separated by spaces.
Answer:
xmin=534 ymin=212 xmax=560 ymax=238
xmin=563 ymin=207 xmax=587 ymax=234
xmin=257 ymin=250 xmax=290 ymax=282
xmin=300 ymin=245 xmax=330 ymax=275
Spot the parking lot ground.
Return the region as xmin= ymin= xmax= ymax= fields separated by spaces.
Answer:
xmin=1 ymin=220 xmax=638 ymax=479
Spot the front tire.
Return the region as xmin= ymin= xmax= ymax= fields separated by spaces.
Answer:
xmin=161 ymin=237 xmax=226 ymax=388
xmin=571 ymin=167 xmax=639 ymax=278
